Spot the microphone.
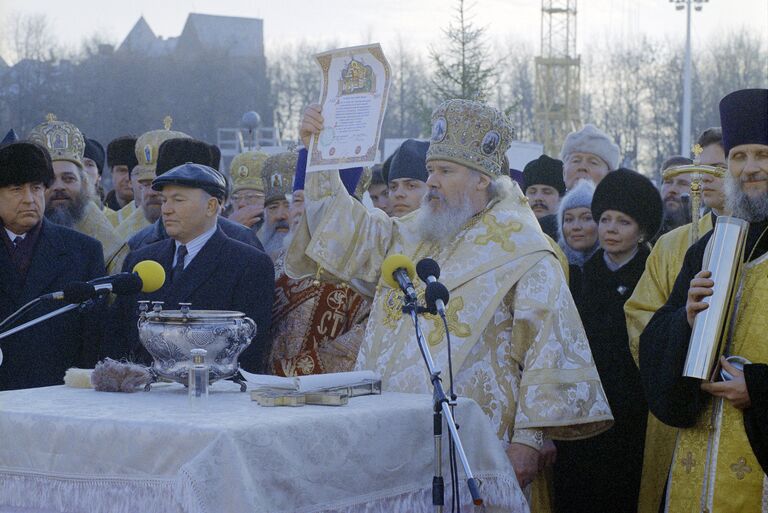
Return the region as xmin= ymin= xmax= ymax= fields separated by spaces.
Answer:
xmin=42 ymin=273 xmax=144 ymax=303
xmin=40 ymin=259 xmax=166 ymax=303
xmin=132 ymin=260 xmax=166 ymax=293
xmin=416 ymin=258 xmax=449 ymax=316
xmin=425 ymin=281 xmax=450 ymax=317
xmin=381 ymin=254 xmax=418 ymax=302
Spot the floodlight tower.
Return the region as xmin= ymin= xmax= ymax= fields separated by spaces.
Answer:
xmin=670 ymin=0 xmax=710 ymax=155
xmin=534 ymin=0 xmax=581 ymax=156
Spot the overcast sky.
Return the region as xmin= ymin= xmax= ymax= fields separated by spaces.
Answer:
xmin=1 ymin=0 xmax=767 ymax=62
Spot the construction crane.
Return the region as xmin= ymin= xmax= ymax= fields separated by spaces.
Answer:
xmin=534 ymin=0 xmax=581 ymax=156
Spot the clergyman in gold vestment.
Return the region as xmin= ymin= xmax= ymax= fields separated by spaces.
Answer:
xmin=286 ymin=99 xmax=613 ymax=504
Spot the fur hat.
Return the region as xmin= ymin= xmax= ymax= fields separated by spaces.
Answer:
xmin=719 ymin=89 xmax=768 ymax=155
xmin=107 ymin=136 xmax=138 ymax=170
xmin=0 ymin=141 xmax=54 ymax=188
xmin=155 ymin=138 xmax=214 ymax=176
xmin=560 ymin=124 xmax=620 ymax=170
xmin=591 ymin=168 xmax=662 ymax=240
xmin=523 ymin=154 xmax=565 ymax=194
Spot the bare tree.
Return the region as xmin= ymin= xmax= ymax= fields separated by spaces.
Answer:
xmin=496 ymin=38 xmax=536 ymax=141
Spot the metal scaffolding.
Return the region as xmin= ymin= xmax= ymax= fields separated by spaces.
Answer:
xmin=534 ymin=0 xmax=581 ymax=156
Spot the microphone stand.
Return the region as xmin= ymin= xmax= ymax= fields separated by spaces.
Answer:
xmin=401 ymin=294 xmax=483 ymax=511
xmin=0 ymin=303 xmax=81 ymax=340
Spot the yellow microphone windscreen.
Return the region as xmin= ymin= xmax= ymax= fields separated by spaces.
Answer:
xmin=381 ymin=254 xmax=416 ymax=291
xmin=132 ymin=260 xmax=166 ymax=293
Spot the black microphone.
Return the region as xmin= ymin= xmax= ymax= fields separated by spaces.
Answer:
xmin=41 ymin=273 xmax=144 ymax=303
xmin=416 ymin=258 xmax=448 ymax=316
xmin=425 ymin=281 xmax=450 ymax=316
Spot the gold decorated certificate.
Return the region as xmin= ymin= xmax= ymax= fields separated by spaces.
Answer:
xmin=307 ymin=43 xmax=391 ymax=173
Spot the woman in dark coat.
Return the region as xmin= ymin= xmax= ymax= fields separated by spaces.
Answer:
xmin=553 ymin=169 xmax=663 ymax=513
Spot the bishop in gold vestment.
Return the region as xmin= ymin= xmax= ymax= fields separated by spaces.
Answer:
xmin=287 ymin=99 xmax=613 ymax=501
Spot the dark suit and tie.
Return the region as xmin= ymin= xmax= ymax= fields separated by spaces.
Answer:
xmin=0 ymin=221 xmax=106 ymax=390
xmin=0 ymin=142 xmax=107 ymax=391
xmin=105 ymin=163 xmax=276 ymax=374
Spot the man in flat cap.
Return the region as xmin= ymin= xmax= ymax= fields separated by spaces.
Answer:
xmin=115 ymin=118 xmax=190 ymax=241
xmin=128 ymin=138 xmax=264 ymax=252
xmin=28 ymin=115 xmax=128 ymax=275
xmin=523 ymin=154 xmax=566 ymax=240
xmin=105 ymin=162 xmax=275 ymax=374
xmin=104 ymin=136 xmax=138 ymax=226
xmin=0 ymin=141 xmax=106 ymax=390
xmin=385 ymin=139 xmax=429 ymax=218
xmin=560 ymin=124 xmax=620 ymax=191
xmin=640 ymin=88 xmax=768 ymax=511
xmin=292 ymin=100 xmax=613 ymax=495
xmin=258 ymin=151 xmax=296 ymax=261
xmin=228 ymin=150 xmax=268 ymax=231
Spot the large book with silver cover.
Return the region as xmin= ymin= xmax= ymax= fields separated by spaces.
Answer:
xmin=683 ymin=216 xmax=749 ymax=380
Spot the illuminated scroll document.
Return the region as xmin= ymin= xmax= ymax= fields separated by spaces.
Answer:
xmin=683 ymin=216 xmax=748 ymax=380
xmin=307 ymin=43 xmax=391 ymax=173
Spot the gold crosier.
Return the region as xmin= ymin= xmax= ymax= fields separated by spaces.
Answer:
xmin=662 ymin=144 xmax=726 ymax=246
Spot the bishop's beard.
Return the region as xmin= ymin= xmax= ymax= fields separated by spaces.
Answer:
xmin=415 ymin=189 xmax=476 ymax=244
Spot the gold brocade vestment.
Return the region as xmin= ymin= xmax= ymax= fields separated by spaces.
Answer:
xmin=75 ymin=202 xmax=129 ymax=275
xmin=666 ymin=253 xmax=768 ymax=512
xmin=285 ymin=170 xmax=613 ymax=451
xmin=105 ymin=201 xmax=137 ymax=228
xmin=625 ymin=214 xmax=714 ymax=513
xmin=115 ymin=204 xmax=150 ymax=242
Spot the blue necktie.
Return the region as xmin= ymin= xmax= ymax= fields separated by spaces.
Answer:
xmin=172 ymin=245 xmax=188 ymax=283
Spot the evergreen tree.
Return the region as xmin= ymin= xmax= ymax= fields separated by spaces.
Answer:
xmin=430 ymin=0 xmax=497 ymax=101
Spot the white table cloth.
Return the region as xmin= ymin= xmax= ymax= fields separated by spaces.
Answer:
xmin=0 ymin=383 xmax=526 ymax=513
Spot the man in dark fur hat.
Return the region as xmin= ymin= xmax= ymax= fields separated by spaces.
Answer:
xmin=0 ymin=142 xmax=106 ymax=390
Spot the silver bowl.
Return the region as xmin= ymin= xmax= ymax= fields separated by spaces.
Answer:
xmin=137 ymin=302 xmax=256 ymax=390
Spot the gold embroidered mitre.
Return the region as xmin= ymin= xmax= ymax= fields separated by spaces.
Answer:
xmin=262 ymin=151 xmax=297 ymax=204
xmin=426 ymin=99 xmax=513 ymax=177
xmin=230 ymin=151 xmax=269 ymax=194
xmin=27 ymin=114 xmax=85 ymax=169
xmin=132 ymin=116 xmax=190 ymax=181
